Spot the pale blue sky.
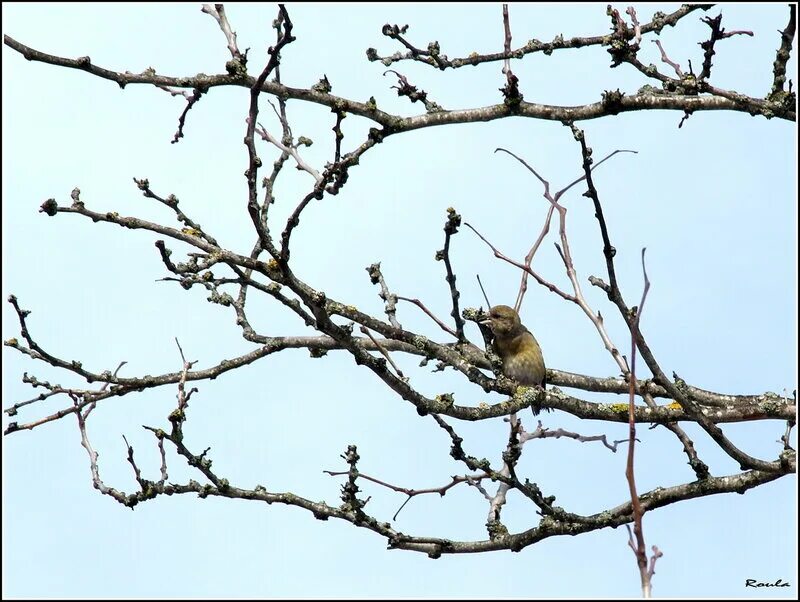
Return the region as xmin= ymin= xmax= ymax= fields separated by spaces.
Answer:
xmin=3 ymin=3 xmax=797 ymax=598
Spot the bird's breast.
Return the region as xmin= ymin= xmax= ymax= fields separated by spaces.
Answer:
xmin=496 ymin=333 xmax=545 ymax=386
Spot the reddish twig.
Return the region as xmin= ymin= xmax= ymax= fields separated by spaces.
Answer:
xmin=500 ymin=4 xmax=521 ymax=104
xmin=626 ymin=6 xmax=642 ymax=46
xmin=396 ymin=296 xmax=458 ymax=339
xmin=625 ymin=248 xmax=656 ymax=597
xmin=652 ymin=39 xmax=683 ymax=77
xmin=573 ymin=125 xmax=781 ymax=473
xmin=493 ymin=146 xmax=636 ymax=313
xmin=465 ymin=222 xmax=575 ymax=303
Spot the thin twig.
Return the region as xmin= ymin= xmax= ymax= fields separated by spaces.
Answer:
xmin=574 ymin=126 xmax=780 ymax=473
xmin=242 ymin=4 xmax=295 ymax=258
xmin=652 ymin=39 xmax=683 ymax=77
xmin=476 ymin=275 xmax=492 ymax=308
xmin=396 ymin=296 xmax=458 ymax=339
xmin=466 ymin=223 xmax=575 ymax=303
xmin=366 ymin=262 xmax=402 ymax=329
xmin=323 ymin=469 xmax=489 ymax=521
xmin=170 ymin=88 xmax=204 ymax=144
xmin=626 ymin=248 xmax=654 ymax=598
xmin=255 ymin=122 xmax=322 ymax=182
xmin=201 ymin=3 xmax=243 ymax=59
xmin=439 ymin=208 xmax=466 ymax=341
xmin=522 ymin=421 xmax=632 ymax=452
xmin=368 ymin=5 xmax=707 ymax=71
xmin=359 ymin=326 xmax=406 ymax=381
xmin=626 ymin=7 xmax=642 ymax=46
xmin=780 ymin=419 xmax=795 ymax=451
xmin=642 ymin=392 xmax=710 ymax=479
xmin=699 ymin=14 xmax=753 ymax=81
xmin=494 ymin=146 xmax=636 ymax=312
xmin=122 ymin=434 xmax=148 ymax=490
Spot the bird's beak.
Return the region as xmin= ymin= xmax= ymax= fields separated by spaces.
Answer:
xmin=479 ymin=317 xmax=492 ymax=326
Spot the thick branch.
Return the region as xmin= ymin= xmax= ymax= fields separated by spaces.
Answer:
xmin=4 ymin=35 xmax=794 ymax=122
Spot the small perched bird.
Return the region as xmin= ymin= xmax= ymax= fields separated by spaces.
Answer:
xmin=480 ymin=304 xmax=547 ymax=414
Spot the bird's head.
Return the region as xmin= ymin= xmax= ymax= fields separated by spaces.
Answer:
xmin=479 ymin=304 xmax=523 ymax=337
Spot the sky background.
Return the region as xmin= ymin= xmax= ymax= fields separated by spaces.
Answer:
xmin=2 ymin=3 xmax=797 ymax=599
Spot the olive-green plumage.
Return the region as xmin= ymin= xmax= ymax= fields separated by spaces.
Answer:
xmin=480 ymin=305 xmax=546 ymax=414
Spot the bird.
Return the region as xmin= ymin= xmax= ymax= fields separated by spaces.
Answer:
xmin=480 ymin=304 xmax=547 ymax=415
